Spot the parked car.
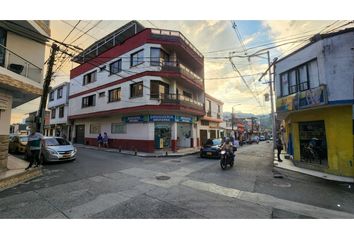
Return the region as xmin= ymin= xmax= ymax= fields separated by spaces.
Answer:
xmin=248 ymin=136 xmax=259 ymax=144
xmin=8 ymin=135 xmax=28 ymax=153
xmin=200 ymin=138 xmax=223 ymax=159
xmin=259 ymin=135 xmax=266 ymax=141
xmin=40 ymin=137 xmax=77 ymax=163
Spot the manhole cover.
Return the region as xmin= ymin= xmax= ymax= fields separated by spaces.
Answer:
xmin=272 ymin=182 xmax=292 ymax=188
xmin=156 ymin=175 xmax=171 ymax=180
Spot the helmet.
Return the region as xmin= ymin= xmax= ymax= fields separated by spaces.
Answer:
xmin=225 ymin=138 xmax=230 ymax=144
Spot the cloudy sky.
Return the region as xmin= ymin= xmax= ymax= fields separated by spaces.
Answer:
xmin=11 ymin=20 xmax=349 ymax=123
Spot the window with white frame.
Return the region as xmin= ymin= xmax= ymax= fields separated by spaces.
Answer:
xmin=108 ymin=88 xmax=121 ymax=102
xmin=57 ymin=87 xmax=63 ymax=99
xmin=51 ymin=108 xmax=56 ymax=119
xmin=111 ymin=123 xmax=126 ymax=134
xmin=83 ymin=70 xmax=97 ymax=85
xmin=130 ymin=82 xmax=143 ymax=98
xmin=109 ymin=59 xmax=122 ymax=74
xmin=279 ymin=59 xmax=318 ymax=97
xmin=130 ymin=49 xmax=144 ymax=67
xmin=82 ymin=94 xmax=96 ymax=108
xmin=59 ymin=106 xmax=64 ymax=118
xmin=49 ymin=91 xmax=54 ymax=101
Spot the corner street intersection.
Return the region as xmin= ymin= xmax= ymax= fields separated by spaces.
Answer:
xmin=1 ymin=142 xmax=353 ymax=218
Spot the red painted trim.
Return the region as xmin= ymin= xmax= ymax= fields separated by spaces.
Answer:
xmin=70 ymin=29 xmax=203 ymax=79
xmin=171 ymin=139 xmax=177 ymax=152
xmin=85 ymin=137 xmax=155 ymax=153
xmin=68 ymin=104 xmax=205 ymax=120
xmin=69 ymin=70 xmax=203 ymax=99
xmin=201 ymin=116 xmax=223 ymax=123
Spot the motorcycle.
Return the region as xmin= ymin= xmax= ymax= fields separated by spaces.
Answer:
xmin=220 ymin=150 xmax=234 ymax=170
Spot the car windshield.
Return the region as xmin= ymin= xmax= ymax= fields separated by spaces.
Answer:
xmin=212 ymin=139 xmax=222 ymax=145
xmin=45 ymin=138 xmax=71 ymax=146
xmin=19 ymin=136 xmax=28 ymax=142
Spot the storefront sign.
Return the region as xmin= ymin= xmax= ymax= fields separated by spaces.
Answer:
xmin=123 ymin=115 xmax=146 ymax=123
xmin=298 ymin=85 xmax=327 ymax=109
xmin=276 ymin=94 xmax=296 ymax=112
xmin=176 ymin=116 xmax=193 ymax=123
xmin=149 ymin=115 xmax=175 ymax=122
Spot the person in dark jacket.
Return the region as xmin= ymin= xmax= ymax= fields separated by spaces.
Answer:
xmin=97 ymin=133 xmax=103 ymax=148
xmin=276 ymin=135 xmax=283 ymax=162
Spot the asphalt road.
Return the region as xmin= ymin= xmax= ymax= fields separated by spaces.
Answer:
xmin=0 ymin=141 xmax=353 ymax=219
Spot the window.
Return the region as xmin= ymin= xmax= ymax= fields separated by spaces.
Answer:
xmin=57 ymin=87 xmax=63 ymax=99
xmin=108 ymin=88 xmax=121 ymax=102
xmin=83 ymin=71 xmax=97 ymax=85
xmin=201 ymin=120 xmax=209 ymax=126
xmin=150 ymin=80 xmax=169 ymax=99
xmin=109 ymin=59 xmax=122 ymax=74
xmin=82 ymin=95 xmax=96 ymax=108
xmin=0 ymin=28 xmax=7 ymax=67
xmin=51 ymin=108 xmax=56 ymax=119
xmin=99 ymin=92 xmax=105 ymax=98
xmin=49 ymin=91 xmax=54 ymax=101
xmin=59 ymin=106 xmax=64 ymax=118
xmin=130 ymin=82 xmax=143 ymax=98
xmin=89 ymin=123 xmax=101 ymax=134
xmin=150 ymin=48 xmax=170 ymax=66
xmin=279 ymin=59 xmax=318 ymax=97
xmin=183 ymin=91 xmax=192 ymax=99
xmin=111 ymin=123 xmax=126 ymax=134
xmin=217 ymin=105 xmax=221 ymax=113
xmin=131 ymin=49 xmax=144 ymax=67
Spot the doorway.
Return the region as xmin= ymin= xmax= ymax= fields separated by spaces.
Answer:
xmin=200 ymin=130 xmax=208 ymax=146
xmin=75 ymin=125 xmax=85 ymax=144
xmin=154 ymin=123 xmax=171 ymax=149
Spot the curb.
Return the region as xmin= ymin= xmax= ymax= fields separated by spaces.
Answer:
xmin=0 ymin=167 xmax=43 ymax=192
xmin=75 ymin=145 xmax=199 ymax=158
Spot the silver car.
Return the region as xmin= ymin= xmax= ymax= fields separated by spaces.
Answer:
xmin=41 ymin=137 xmax=77 ymax=162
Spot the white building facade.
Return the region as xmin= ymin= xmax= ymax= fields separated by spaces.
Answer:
xmin=68 ymin=21 xmax=205 ymax=152
xmin=198 ymin=93 xmax=223 ymax=146
xmin=47 ymin=82 xmax=70 ymax=138
xmin=0 ymin=20 xmax=50 ymax=168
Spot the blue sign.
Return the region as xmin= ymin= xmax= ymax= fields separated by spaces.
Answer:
xmin=149 ymin=115 xmax=175 ymax=122
xmin=176 ymin=116 xmax=193 ymax=123
xmin=124 ymin=115 xmax=145 ymax=123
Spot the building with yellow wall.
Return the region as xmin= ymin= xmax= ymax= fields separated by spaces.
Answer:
xmin=274 ymin=28 xmax=354 ymax=177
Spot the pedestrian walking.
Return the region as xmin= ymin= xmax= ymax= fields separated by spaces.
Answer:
xmin=103 ymin=132 xmax=109 ymax=148
xmin=276 ymin=134 xmax=283 ymax=162
xmin=25 ymin=126 xmax=44 ymax=170
xmin=97 ymin=133 xmax=103 ymax=148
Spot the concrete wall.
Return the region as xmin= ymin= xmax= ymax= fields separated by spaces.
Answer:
xmin=275 ymin=31 xmax=354 ymax=103
xmin=5 ymin=31 xmax=46 ymax=83
xmin=0 ymin=91 xmax=12 ymax=168
xmin=286 ymin=105 xmax=353 ymax=177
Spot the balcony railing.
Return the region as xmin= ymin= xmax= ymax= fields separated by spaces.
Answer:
xmin=159 ymin=93 xmax=204 ymax=110
xmin=159 ymin=61 xmax=203 ymax=85
xmin=0 ymin=43 xmax=42 ymax=83
xmin=150 ymin=28 xmax=203 ymax=59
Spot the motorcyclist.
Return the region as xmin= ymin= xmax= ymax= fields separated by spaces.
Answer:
xmin=221 ymin=138 xmax=234 ymax=158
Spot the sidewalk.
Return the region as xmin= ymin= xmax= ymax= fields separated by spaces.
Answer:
xmin=74 ymin=144 xmax=200 ymax=157
xmin=273 ymin=150 xmax=354 ymax=183
xmin=0 ymin=154 xmax=42 ymax=191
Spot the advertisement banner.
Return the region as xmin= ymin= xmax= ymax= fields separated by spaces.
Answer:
xmin=276 ymin=94 xmax=296 ymax=112
xmin=298 ymin=85 xmax=327 ymax=109
xmin=176 ymin=116 xmax=193 ymax=123
xmin=149 ymin=115 xmax=175 ymax=122
xmin=123 ymin=115 xmax=145 ymax=123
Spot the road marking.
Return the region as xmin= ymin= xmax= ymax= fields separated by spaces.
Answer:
xmin=182 ymin=179 xmax=354 ymax=219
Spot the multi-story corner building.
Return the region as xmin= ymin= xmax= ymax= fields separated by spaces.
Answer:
xmin=275 ymin=28 xmax=354 ymax=177
xmin=47 ymin=82 xmax=70 ymax=138
xmin=68 ymin=21 xmax=205 ymax=152
xmin=199 ymin=93 xmax=223 ymax=145
xmin=0 ymin=20 xmax=50 ymax=168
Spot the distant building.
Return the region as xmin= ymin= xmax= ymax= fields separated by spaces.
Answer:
xmin=68 ymin=21 xmax=205 ymax=152
xmin=0 ymin=20 xmax=50 ymax=169
xmin=199 ymin=93 xmax=223 ymax=145
xmin=274 ymin=28 xmax=354 ymax=177
xmin=47 ymin=82 xmax=70 ymax=138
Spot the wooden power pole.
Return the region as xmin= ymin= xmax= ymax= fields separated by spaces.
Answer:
xmin=36 ymin=43 xmax=59 ymax=133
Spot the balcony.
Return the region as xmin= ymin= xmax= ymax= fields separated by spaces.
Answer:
xmin=159 ymin=61 xmax=203 ymax=86
xmin=150 ymin=29 xmax=203 ymax=59
xmin=159 ymin=93 xmax=204 ymax=111
xmin=0 ymin=44 xmax=42 ymax=84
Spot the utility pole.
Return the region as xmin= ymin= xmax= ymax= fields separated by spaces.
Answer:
xmin=267 ymin=51 xmax=276 ymax=150
xmin=36 ymin=43 xmax=59 ymax=134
